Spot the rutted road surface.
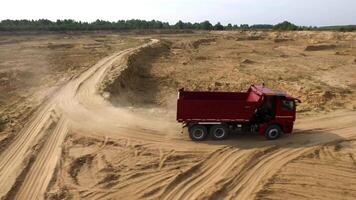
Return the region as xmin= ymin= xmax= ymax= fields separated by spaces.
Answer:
xmin=1 ymin=39 xmax=356 ymax=200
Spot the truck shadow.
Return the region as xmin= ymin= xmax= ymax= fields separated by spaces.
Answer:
xmin=200 ymin=128 xmax=346 ymax=149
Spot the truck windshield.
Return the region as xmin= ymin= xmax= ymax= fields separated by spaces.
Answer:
xmin=282 ymin=100 xmax=295 ymax=111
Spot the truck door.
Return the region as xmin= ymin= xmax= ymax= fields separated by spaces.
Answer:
xmin=257 ymin=96 xmax=276 ymax=122
xmin=276 ymin=98 xmax=296 ymax=118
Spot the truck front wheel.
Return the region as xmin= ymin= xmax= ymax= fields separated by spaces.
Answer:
xmin=210 ymin=124 xmax=229 ymax=140
xmin=188 ymin=125 xmax=208 ymax=141
xmin=265 ymin=125 xmax=282 ymax=140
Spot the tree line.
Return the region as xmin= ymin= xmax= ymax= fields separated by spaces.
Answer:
xmin=0 ymin=19 xmax=354 ymax=32
xmin=0 ymin=19 xmax=219 ymax=31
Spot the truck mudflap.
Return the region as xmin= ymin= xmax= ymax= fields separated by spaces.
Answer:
xmin=258 ymin=121 xmax=294 ymax=135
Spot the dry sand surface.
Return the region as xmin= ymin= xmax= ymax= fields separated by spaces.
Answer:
xmin=0 ymin=31 xmax=356 ymax=200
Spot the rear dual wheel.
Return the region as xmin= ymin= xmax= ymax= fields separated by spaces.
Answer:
xmin=210 ymin=124 xmax=229 ymax=140
xmin=188 ymin=124 xmax=229 ymax=141
xmin=188 ymin=125 xmax=208 ymax=141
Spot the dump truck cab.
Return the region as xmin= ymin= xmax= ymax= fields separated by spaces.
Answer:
xmin=251 ymin=85 xmax=299 ymax=137
xmin=177 ymin=85 xmax=300 ymax=141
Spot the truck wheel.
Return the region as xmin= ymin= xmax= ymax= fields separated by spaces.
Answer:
xmin=188 ymin=125 xmax=208 ymax=141
xmin=265 ymin=125 xmax=282 ymax=140
xmin=210 ymin=125 xmax=229 ymax=140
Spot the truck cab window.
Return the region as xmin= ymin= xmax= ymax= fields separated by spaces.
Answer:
xmin=282 ymin=100 xmax=295 ymax=111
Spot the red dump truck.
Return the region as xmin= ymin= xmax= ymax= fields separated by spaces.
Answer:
xmin=177 ymin=85 xmax=300 ymax=140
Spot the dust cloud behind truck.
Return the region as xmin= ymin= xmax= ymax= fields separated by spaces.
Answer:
xmin=177 ymin=85 xmax=300 ymax=140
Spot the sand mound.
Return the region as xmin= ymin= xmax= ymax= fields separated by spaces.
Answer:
xmin=273 ymin=38 xmax=293 ymax=43
xmin=191 ymin=38 xmax=216 ymax=49
xmin=101 ymin=41 xmax=170 ymax=106
xmin=235 ymin=31 xmax=266 ymax=41
xmin=236 ymin=36 xmax=263 ymax=41
xmin=241 ymin=59 xmax=255 ymax=64
xmin=195 ymin=56 xmax=208 ymax=60
xmin=47 ymin=43 xmax=75 ymax=50
xmin=69 ymin=154 xmax=95 ymax=183
xmin=305 ymin=44 xmax=336 ymax=51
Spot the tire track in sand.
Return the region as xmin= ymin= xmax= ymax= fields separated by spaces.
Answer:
xmin=159 ymin=146 xmax=274 ymax=200
xmin=0 ymin=103 xmax=56 ymax=198
xmin=255 ymin=140 xmax=356 ymax=200
xmin=158 ymin=112 xmax=356 ymax=200
xmin=15 ymin=117 xmax=68 ymax=200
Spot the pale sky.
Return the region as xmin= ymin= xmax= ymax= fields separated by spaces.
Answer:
xmin=1 ymin=0 xmax=355 ymax=26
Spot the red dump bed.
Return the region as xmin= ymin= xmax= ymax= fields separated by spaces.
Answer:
xmin=177 ymin=86 xmax=264 ymax=123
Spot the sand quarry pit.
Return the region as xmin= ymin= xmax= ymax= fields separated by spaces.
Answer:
xmin=0 ymin=31 xmax=356 ymax=199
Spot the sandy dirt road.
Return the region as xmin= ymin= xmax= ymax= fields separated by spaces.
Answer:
xmin=1 ymin=38 xmax=356 ymax=200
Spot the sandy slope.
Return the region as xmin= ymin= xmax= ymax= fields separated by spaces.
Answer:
xmin=0 ymin=38 xmax=355 ymax=200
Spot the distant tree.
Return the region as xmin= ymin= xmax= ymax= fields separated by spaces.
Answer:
xmin=240 ymin=24 xmax=249 ymax=29
xmin=214 ymin=22 xmax=224 ymax=30
xmin=226 ymin=23 xmax=233 ymax=30
xmin=250 ymin=24 xmax=273 ymax=29
xmin=338 ymin=26 xmax=355 ymax=32
xmin=162 ymin=22 xmax=170 ymax=29
xmin=192 ymin=23 xmax=200 ymax=29
xmin=200 ymin=21 xmax=213 ymax=30
xmin=273 ymin=21 xmax=298 ymax=31
xmin=185 ymin=22 xmax=194 ymax=29
xmin=175 ymin=20 xmax=184 ymax=29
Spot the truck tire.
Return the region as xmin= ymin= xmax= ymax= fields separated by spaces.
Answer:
xmin=188 ymin=125 xmax=208 ymax=141
xmin=265 ymin=125 xmax=282 ymax=140
xmin=210 ymin=124 xmax=229 ymax=140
